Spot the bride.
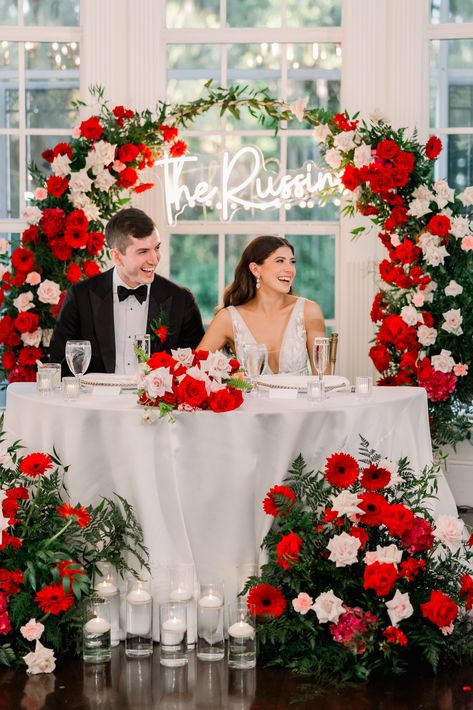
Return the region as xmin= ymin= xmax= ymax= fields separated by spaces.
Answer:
xmin=197 ymin=235 xmax=326 ymax=374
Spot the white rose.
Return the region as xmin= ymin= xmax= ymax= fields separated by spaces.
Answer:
xmin=412 ymin=185 xmax=434 ymax=202
xmin=418 ymin=232 xmax=440 ymax=252
xmin=417 ymin=325 xmax=437 ymax=347
xmin=385 ymin=590 xmax=414 ymax=627
xmin=324 ymin=148 xmax=342 ymax=169
xmin=364 ymin=544 xmax=403 ymax=567
xmin=171 ymin=348 xmax=195 ymax=368
xmin=407 ymin=199 xmax=431 ymax=218
xmin=457 ymin=185 xmax=473 ymax=206
xmin=42 ymin=329 xmax=53 ymax=347
xmin=333 ymin=130 xmax=356 ymax=152
xmin=22 ymin=329 xmax=42 ymax=348
xmin=326 ymin=531 xmax=361 ymax=568
xmin=433 ymin=180 xmax=455 ymax=208
xmin=37 ymin=280 xmax=61 ymax=305
xmin=144 ymin=368 xmax=174 ymax=399
xmin=13 ymin=291 xmax=35 ymax=312
xmin=92 ymin=140 xmax=117 ymax=166
xmin=94 ymin=170 xmax=116 ymax=191
xmin=202 ymin=351 xmax=232 ymax=381
xmin=412 ymin=292 xmax=425 ymax=308
xmin=353 ymin=143 xmax=372 ymax=168
xmin=68 ymin=193 xmax=101 ymax=221
xmin=0 ymin=238 xmax=9 ymax=254
xmin=24 ymin=640 xmax=56 ymax=675
xmin=450 ymin=216 xmax=471 ymax=239
xmin=368 ymin=107 xmax=389 ymax=123
xmin=444 ymin=280 xmax=463 ymax=297
xmin=68 ymin=169 xmax=93 ymax=193
xmin=287 ymin=97 xmax=308 ymax=122
xmin=312 ymin=590 xmax=345 ymax=624
xmin=51 ymin=153 xmax=71 ymax=177
xmin=329 ymin=490 xmax=363 ymax=518
xmin=313 ymin=124 xmax=331 ymax=143
xmin=441 ymin=308 xmax=463 ymax=336
xmin=22 ymin=206 xmax=43 ymax=225
xmin=422 ymin=280 xmax=437 ymax=303
xmin=424 ymin=245 xmax=448 ymax=267
xmin=433 ymin=514 xmax=465 ymax=554
xmin=431 ymin=349 xmax=455 ymax=373
xmin=400 ymin=305 xmax=419 ymax=327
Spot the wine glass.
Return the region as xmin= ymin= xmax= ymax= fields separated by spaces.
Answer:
xmin=312 ymin=337 xmax=330 ymax=387
xmin=65 ymin=340 xmax=92 ymax=381
xmin=242 ymin=343 xmax=268 ymax=394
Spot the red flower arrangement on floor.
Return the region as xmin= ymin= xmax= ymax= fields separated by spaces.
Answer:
xmin=136 ymin=347 xmax=248 ymax=418
xmin=0 ymin=429 xmax=148 ymax=670
xmin=245 ymin=440 xmax=473 ymax=681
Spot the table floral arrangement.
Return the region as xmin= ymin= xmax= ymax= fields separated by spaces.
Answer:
xmin=0 ymin=423 xmax=148 ymax=671
xmin=137 ymin=347 xmax=248 ymax=418
xmin=246 ymin=438 xmax=473 ymax=681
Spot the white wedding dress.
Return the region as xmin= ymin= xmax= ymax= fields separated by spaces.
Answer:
xmin=228 ymin=297 xmax=309 ymax=375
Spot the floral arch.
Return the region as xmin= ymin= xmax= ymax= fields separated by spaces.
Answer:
xmin=0 ymin=84 xmax=471 ymax=449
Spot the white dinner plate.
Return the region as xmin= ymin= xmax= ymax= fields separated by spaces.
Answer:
xmin=81 ymin=373 xmax=137 ymax=389
xmin=256 ymin=374 xmax=350 ymax=392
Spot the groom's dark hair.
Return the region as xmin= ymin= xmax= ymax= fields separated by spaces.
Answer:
xmin=105 ymin=207 xmax=156 ymax=253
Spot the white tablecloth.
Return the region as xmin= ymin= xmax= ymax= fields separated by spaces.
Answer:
xmin=5 ymin=384 xmax=456 ymax=608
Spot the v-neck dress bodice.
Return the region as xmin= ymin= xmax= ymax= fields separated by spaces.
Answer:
xmin=228 ymin=297 xmax=309 ymax=375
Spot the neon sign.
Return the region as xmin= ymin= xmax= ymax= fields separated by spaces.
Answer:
xmin=155 ymin=145 xmax=338 ymax=224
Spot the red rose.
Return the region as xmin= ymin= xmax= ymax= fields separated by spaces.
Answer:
xmin=160 ymin=125 xmax=179 ymax=143
xmin=364 ymin=561 xmax=397 ymax=596
xmin=369 ymin=171 xmax=394 ymax=194
xmin=427 ymin=214 xmax=451 ymax=237
xmin=396 ymin=151 xmax=415 ymax=172
xmin=40 ymin=207 xmax=66 ymax=238
xmin=401 ymin=517 xmax=434 ymax=553
xmin=50 ymin=239 xmax=73 ymax=262
xmin=117 ymin=167 xmax=138 ymax=188
xmin=86 ymin=231 xmax=105 ymax=256
xmin=399 ymin=557 xmax=425 ymax=581
xmin=263 ymin=485 xmax=297 ymax=517
xmin=394 ymin=239 xmax=421 ymax=265
xmin=64 ymin=226 xmax=88 ymax=249
xmin=275 ymin=531 xmax=303 ymax=570
xmin=0 ymin=568 xmax=23 ymax=595
xmin=169 ymin=140 xmax=187 ymax=158
xmin=112 ymin=105 xmax=135 ymax=125
xmin=425 ymin=136 xmax=442 ymax=159
xmin=369 ymin=344 xmax=390 ymax=373
xmin=370 ymin=293 xmax=386 ymax=323
xmin=11 ymin=247 xmax=35 ymax=273
xmin=383 ymin=503 xmax=414 ymax=536
xmin=147 ymin=352 xmax=175 ymax=370
xmin=422 ymin=311 xmax=434 ymax=327
xmin=41 ymin=149 xmax=54 ymax=163
xmin=341 ymin=165 xmax=361 ymax=191
xmin=66 ymin=209 xmax=89 ymax=231
xmin=66 ymin=262 xmax=82 ymax=283
xmin=53 ymin=142 xmax=73 ymax=159
xmin=82 ymin=260 xmax=101 ymax=278
xmin=177 ymin=375 xmax=208 ymax=408
xmin=208 ymin=386 xmax=243 ymax=413
xmin=376 ymin=140 xmax=401 ymax=161
xmin=417 ymin=357 xmax=432 ymax=382
xmin=421 ymin=590 xmax=457 ymax=628
xmin=332 ymin=112 xmax=358 ymax=131
xmin=460 ymin=575 xmax=473 ymax=611
xmin=2 ymin=350 xmax=16 ymax=370
xmin=79 ymin=116 xmax=103 ymax=141
xmin=22 ymin=226 xmax=40 ymax=246
xmin=13 ymin=312 xmax=39 ymax=334
xmin=118 ymin=143 xmax=140 ymax=163
xmin=46 ymin=175 xmax=69 ymax=197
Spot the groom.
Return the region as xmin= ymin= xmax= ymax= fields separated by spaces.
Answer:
xmin=49 ymin=207 xmax=204 ymax=375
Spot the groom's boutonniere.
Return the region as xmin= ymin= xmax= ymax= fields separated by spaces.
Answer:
xmin=151 ymin=309 xmax=170 ymax=344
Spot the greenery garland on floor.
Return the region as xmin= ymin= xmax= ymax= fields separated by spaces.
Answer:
xmin=0 ymin=83 xmax=470 ymax=448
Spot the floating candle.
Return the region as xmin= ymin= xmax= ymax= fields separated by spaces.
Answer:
xmin=198 ymin=593 xmax=223 ymax=608
xmin=169 ymin=586 xmax=192 ymax=602
xmin=126 ymin=587 xmax=152 ymax=605
xmin=161 ymin=616 xmax=186 ymax=645
xmin=228 ymin=620 xmax=255 ymax=639
xmin=84 ymin=616 xmax=111 ymax=635
xmin=95 ymin=580 xmax=118 ymax=598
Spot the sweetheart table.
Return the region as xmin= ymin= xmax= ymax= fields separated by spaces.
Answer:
xmin=5 ymin=383 xmax=456 ymax=616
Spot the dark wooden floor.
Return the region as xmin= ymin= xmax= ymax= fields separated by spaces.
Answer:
xmin=1 ymin=644 xmax=473 ymax=710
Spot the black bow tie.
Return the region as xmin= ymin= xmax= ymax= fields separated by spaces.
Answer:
xmin=117 ymin=284 xmax=148 ymax=304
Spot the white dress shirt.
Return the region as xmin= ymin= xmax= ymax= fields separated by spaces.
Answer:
xmin=112 ymin=269 xmax=150 ymax=375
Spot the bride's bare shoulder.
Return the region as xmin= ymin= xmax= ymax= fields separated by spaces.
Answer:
xmin=303 ymin=298 xmax=324 ymax=319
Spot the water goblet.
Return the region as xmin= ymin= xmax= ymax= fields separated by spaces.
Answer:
xmin=312 ymin=337 xmax=330 ymax=389
xmin=242 ymin=343 xmax=267 ymax=394
xmin=65 ymin=340 xmax=92 ymax=383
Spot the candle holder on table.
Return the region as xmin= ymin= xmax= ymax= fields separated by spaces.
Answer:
xmin=160 ymin=601 xmax=188 ymax=667
xmin=83 ymin=595 xmax=112 ymax=664
xmin=125 ymin=577 xmax=153 ymax=658
xmin=94 ymin=562 xmax=120 ymax=647
xmin=197 ymin=581 xmax=224 ymax=661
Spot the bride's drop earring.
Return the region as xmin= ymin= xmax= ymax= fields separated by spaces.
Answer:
xmin=256 ymin=276 xmax=261 ymax=289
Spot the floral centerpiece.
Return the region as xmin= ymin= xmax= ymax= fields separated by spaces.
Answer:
xmin=246 ymin=439 xmax=473 ymax=681
xmin=312 ymin=114 xmax=472 ymax=448
xmin=0 ymin=423 xmax=148 ymax=670
xmin=137 ymin=348 xmax=248 ymax=418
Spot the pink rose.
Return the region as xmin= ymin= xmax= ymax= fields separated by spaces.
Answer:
xmin=21 ymin=618 xmax=45 ymax=642
xmin=34 ymin=187 xmax=48 ymax=200
xmin=453 ymin=364 xmax=468 ymax=377
xmin=291 ymin=592 xmax=314 ymax=615
xmin=26 ymin=271 xmax=41 ymax=286
xmin=37 ymin=279 xmax=61 ymax=305
xmin=461 ymin=235 xmax=473 ymax=251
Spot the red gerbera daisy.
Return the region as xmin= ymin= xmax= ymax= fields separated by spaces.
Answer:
xmin=324 ymin=453 xmax=359 ymax=488
xmin=57 ymin=503 xmax=91 ymax=528
xmin=275 ymin=531 xmax=303 ymax=570
xmin=19 ymin=452 xmax=53 ymax=478
xmin=425 ymin=135 xmax=442 ymax=160
xmin=35 ymin=582 xmax=74 ymax=615
xmin=263 ymin=485 xmax=297 ymax=517
xmin=358 ymin=492 xmax=388 ymax=526
xmin=360 ymin=464 xmax=391 ymax=490
xmin=247 ymin=583 xmax=286 ymax=619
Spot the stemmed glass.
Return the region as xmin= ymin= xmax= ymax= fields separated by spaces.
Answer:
xmin=312 ymin=337 xmax=330 ymax=388
xmin=65 ymin=340 xmax=92 ymax=382
xmin=242 ymin=343 xmax=268 ymax=394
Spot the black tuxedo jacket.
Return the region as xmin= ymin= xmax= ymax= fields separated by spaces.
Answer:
xmin=49 ymin=269 xmax=204 ymax=374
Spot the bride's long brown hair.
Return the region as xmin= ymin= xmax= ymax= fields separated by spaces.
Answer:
xmin=223 ymin=235 xmax=294 ymax=307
